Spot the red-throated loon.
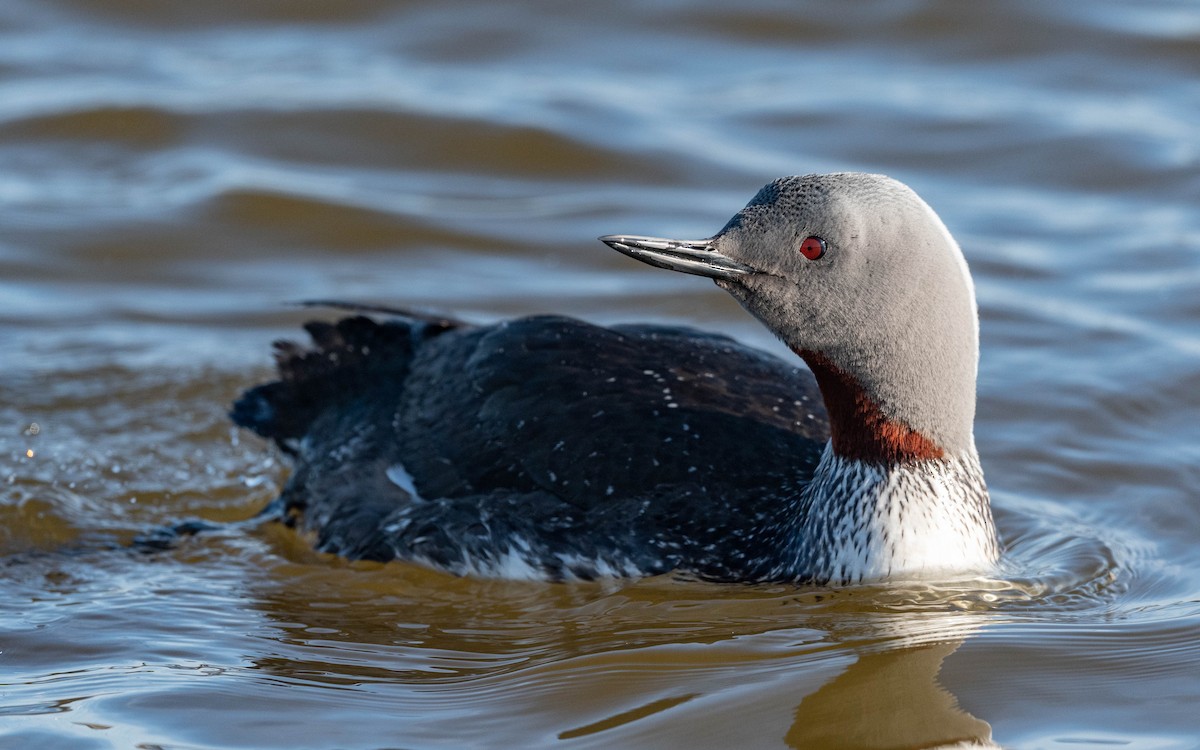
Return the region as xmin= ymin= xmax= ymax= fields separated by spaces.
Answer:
xmin=231 ymin=173 xmax=999 ymax=584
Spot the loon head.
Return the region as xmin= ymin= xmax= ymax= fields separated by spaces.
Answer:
xmin=602 ymin=173 xmax=980 ymax=465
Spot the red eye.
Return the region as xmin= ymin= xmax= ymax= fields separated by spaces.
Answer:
xmin=799 ymin=236 xmax=826 ymax=260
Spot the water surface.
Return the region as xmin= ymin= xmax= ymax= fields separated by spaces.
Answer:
xmin=3 ymin=1 xmax=1199 ymax=748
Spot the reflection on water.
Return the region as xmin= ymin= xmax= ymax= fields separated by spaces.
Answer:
xmin=787 ymin=642 xmax=992 ymax=749
xmin=3 ymin=0 xmax=1200 ymax=746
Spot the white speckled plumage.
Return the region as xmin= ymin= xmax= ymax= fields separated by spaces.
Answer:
xmin=776 ymin=444 xmax=998 ymax=583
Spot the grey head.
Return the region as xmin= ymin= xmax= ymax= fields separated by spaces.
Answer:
xmin=602 ymin=173 xmax=980 ymax=464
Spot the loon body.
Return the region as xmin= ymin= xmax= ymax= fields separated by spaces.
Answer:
xmin=233 ymin=173 xmax=999 ymax=584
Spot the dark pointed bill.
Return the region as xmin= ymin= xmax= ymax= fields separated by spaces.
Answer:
xmin=600 ymin=235 xmax=754 ymax=281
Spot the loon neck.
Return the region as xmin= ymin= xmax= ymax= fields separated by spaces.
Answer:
xmin=796 ymin=348 xmax=951 ymax=463
xmin=783 ymin=443 xmax=998 ymax=584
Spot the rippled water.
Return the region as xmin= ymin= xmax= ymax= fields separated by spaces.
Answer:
xmin=3 ymin=0 xmax=1199 ymax=747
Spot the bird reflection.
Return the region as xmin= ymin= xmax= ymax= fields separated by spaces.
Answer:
xmin=785 ymin=639 xmax=994 ymax=750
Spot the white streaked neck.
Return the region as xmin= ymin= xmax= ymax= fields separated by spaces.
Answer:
xmin=783 ymin=443 xmax=999 ymax=584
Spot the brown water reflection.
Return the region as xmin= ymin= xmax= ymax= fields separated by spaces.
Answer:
xmin=787 ymin=643 xmax=991 ymax=749
xmin=208 ymin=552 xmax=1005 ymax=749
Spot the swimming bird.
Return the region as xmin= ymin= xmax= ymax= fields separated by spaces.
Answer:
xmin=231 ymin=173 xmax=999 ymax=584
